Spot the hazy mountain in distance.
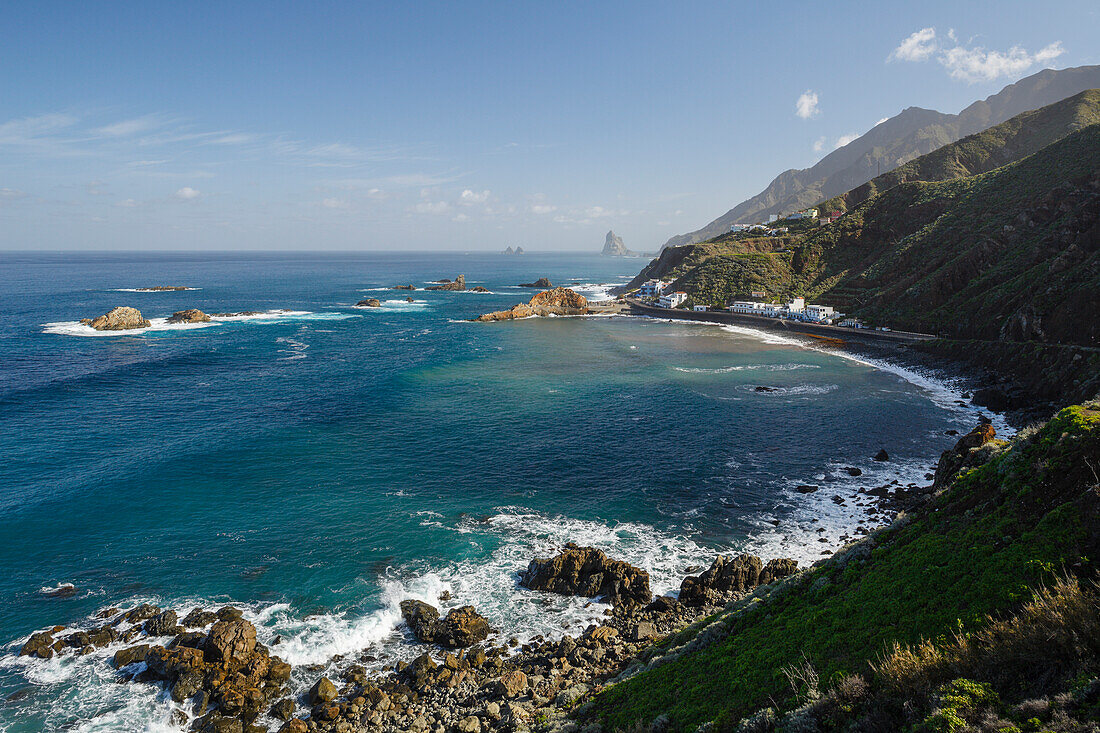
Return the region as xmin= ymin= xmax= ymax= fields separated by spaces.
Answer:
xmin=661 ymin=65 xmax=1100 ymax=249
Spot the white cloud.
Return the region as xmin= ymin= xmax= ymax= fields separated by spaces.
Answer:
xmin=175 ymin=187 xmax=200 ymax=200
xmin=890 ymin=27 xmax=938 ymax=62
xmin=322 ymin=198 xmax=347 ymax=209
xmin=117 ymin=198 xmax=138 ymax=207
xmin=95 ymin=115 xmax=163 ymax=138
xmin=812 ymin=137 xmax=827 ymax=153
xmin=889 ymin=27 xmax=1065 ymax=83
xmin=459 ymin=189 xmax=490 ymax=204
xmin=940 ymin=41 xmax=1064 ymax=83
xmin=834 ymin=133 xmax=860 ymax=149
xmin=530 ymin=204 xmax=557 ymax=215
xmin=452 ymin=213 xmax=469 ymax=222
xmin=795 ymin=90 xmax=820 ymax=119
xmin=413 ymin=201 xmax=451 ymax=215
xmin=0 ymin=187 xmax=27 ymax=199
xmin=0 ymin=113 xmax=78 ymax=144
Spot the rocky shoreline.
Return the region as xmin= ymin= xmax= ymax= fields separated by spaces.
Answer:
xmin=8 ymin=425 xmax=981 ymax=733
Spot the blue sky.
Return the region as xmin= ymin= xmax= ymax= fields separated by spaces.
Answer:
xmin=1 ymin=1 xmax=1096 ymax=252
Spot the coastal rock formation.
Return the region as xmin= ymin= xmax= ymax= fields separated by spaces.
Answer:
xmin=356 ymin=298 xmax=382 ymax=307
xmin=476 ymin=288 xmax=588 ymax=322
xmin=679 ymin=554 xmax=798 ymax=607
xmin=520 ymin=542 xmax=652 ymax=607
xmin=470 ymin=286 xmax=491 ymax=293
xmin=211 ymin=311 xmax=262 ymax=317
xmin=392 ymin=285 xmax=417 ymax=290
xmin=166 ymin=309 xmax=211 ymax=324
xmin=80 ymin=306 xmax=151 ymax=331
xmin=601 ymin=230 xmax=636 ymax=256
xmin=426 ymin=275 xmax=466 ymax=291
xmin=933 ymin=422 xmax=999 ymax=489
xmin=400 ymin=601 xmax=491 ymax=648
xmin=519 ymin=277 xmax=552 ymax=288
xmin=503 ymin=246 xmax=526 ymax=255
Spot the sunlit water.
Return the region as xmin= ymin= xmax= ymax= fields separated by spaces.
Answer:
xmin=0 ymin=251 xmax=997 ymax=730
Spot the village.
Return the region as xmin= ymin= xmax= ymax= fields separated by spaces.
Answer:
xmin=634 ymin=278 xmax=869 ymax=328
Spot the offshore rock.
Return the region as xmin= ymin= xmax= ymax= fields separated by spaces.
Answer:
xmin=601 ymin=229 xmax=636 ymax=256
xmin=356 ymin=298 xmax=382 ymax=307
xmin=204 ymin=619 xmax=257 ymax=663
xmin=521 ymin=542 xmax=652 ymax=606
xmin=166 ymin=309 xmax=211 ymax=323
xmin=80 ymin=306 xmax=151 ymax=331
xmin=401 ymin=601 xmax=491 ymax=648
xmin=426 ymin=274 xmax=466 ymax=291
xmin=476 ymin=287 xmax=588 ymax=322
xmin=519 ymin=277 xmax=552 ymax=288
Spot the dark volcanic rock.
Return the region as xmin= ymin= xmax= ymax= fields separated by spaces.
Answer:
xmin=520 ymin=542 xmax=651 ymax=606
xmin=874 ymin=448 xmax=890 ymax=462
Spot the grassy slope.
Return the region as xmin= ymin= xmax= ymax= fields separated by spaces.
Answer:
xmin=588 ymin=404 xmax=1100 ymax=731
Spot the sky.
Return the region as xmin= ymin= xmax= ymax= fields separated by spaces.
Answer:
xmin=0 ymin=1 xmax=1097 ymax=252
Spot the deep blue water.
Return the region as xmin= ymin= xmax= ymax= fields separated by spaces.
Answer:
xmin=0 ymin=252 xmax=994 ymax=730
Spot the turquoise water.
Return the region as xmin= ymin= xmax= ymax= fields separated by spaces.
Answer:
xmin=0 ymin=252 xmax=993 ymax=730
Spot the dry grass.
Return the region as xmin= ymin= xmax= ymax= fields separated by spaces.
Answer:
xmin=873 ymin=576 xmax=1100 ymax=701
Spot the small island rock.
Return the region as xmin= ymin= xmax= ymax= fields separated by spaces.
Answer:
xmin=166 ymin=309 xmax=211 ymax=324
xmin=520 ymin=542 xmax=651 ymax=607
xmin=80 ymin=307 xmax=151 ymax=331
xmin=356 ymin=298 xmax=382 ymax=307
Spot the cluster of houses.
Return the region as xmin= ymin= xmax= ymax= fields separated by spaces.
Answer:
xmin=729 ymin=207 xmax=843 ymax=234
xmin=637 ymin=279 xmax=850 ymax=325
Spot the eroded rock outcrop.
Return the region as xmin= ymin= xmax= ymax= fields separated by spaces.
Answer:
xmin=601 ymin=230 xmax=636 ymax=256
xmin=933 ymin=422 xmax=999 ymax=489
xmin=400 ymin=600 xmax=491 ymax=649
xmin=476 ymin=288 xmax=588 ymax=322
xmin=679 ymin=554 xmax=798 ymax=607
xmin=426 ymin=275 xmax=466 ymax=291
xmin=166 ymin=309 xmax=211 ymax=324
xmin=356 ymin=298 xmax=382 ymax=307
xmin=520 ymin=543 xmax=651 ymax=607
xmin=518 ymin=278 xmax=552 ymax=288
xmin=80 ymin=307 xmax=151 ymax=331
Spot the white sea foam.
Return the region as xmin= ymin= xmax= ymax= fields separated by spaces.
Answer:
xmin=42 ymin=310 xmax=358 ymax=337
xmin=673 ymin=363 xmax=821 ymax=374
xmin=353 ymin=299 xmax=431 ymax=312
xmin=110 ymin=287 xmax=201 ymax=293
xmin=275 ymin=336 xmax=308 ymax=361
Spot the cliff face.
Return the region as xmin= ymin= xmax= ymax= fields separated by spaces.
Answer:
xmin=601 ymin=230 xmax=635 ymax=256
xmin=661 ymin=65 xmax=1100 ymax=250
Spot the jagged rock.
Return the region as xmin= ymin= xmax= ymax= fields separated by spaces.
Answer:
xmin=476 ymin=288 xmax=588 ymax=322
xmin=393 ymin=285 xmax=417 ymax=290
xmin=874 ymin=449 xmax=890 ymax=462
xmin=80 ymin=306 xmax=151 ymax=331
xmin=166 ymin=309 xmax=211 ymax=324
xmin=19 ymin=629 xmax=61 ymax=659
xmin=759 ymin=558 xmax=799 ymax=585
xmin=204 ymin=619 xmax=257 ymax=664
xmin=181 ymin=608 xmax=218 ymax=629
xmin=520 ymin=542 xmax=651 ymax=606
xmin=400 ymin=600 xmax=491 ymax=648
xmin=519 ymin=277 xmax=552 ymax=288
xmin=143 ymin=610 xmax=179 ymax=636
xmin=679 ymin=554 xmax=763 ymax=607
xmin=795 ymin=484 xmax=819 ymax=494
xmin=406 ymin=296 xmax=415 ymax=302
xmin=426 ymin=274 xmax=466 ymax=291
xmin=934 ymin=423 xmax=999 ymax=489
xmin=631 ymin=622 xmax=658 ymax=642
xmin=645 ymin=595 xmax=680 ymax=613
xmin=309 ymin=677 xmax=337 ymax=705
xmin=279 ymin=720 xmax=308 ymax=733
xmin=356 ymin=298 xmax=382 ymax=307
xmin=845 ymin=467 xmax=863 ymax=476
xmin=470 ymin=286 xmax=491 ymax=292
xmin=494 ymin=670 xmax=528 ymax=698
xmin=456 ymin=716 xmax=482 ymax=733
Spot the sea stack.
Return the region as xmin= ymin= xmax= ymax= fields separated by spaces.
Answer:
xmin=601 ymin=230 xmax=636 ymax=256
xmin=426 ymin=275 xmax=466 ymax=291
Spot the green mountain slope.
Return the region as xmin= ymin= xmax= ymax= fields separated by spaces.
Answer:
xmin=661 ymin=65 xmax=1100 ymax=249
xmin=586 ymin=403 xmax=1100 ymax=732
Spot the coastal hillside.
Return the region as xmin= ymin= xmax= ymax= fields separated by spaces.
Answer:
xmin=586 ymin=402 xmax=1100 ymax=731
xmin=661 ymin=65 xmax=1100 ymax=249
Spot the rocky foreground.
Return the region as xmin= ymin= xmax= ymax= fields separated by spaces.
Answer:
xmin=14 ymin=425 xmax=996 ymax=732
xmin=476 ymin=288 xmax=588 ymax=322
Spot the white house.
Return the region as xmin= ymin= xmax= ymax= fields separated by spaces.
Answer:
xmin=729 ymin=223 xmax=753 ymax=232
xmin=693 ymin=305 xmax=708 ymax=312
xmin=804 ymin=304 xmax=835 ymax=322
xmin=659 ymin=291 xmax=687 ymax=308
xmin=728 ymin=301 xmax=768 ymax=315
xmin=839 ymin=317 xmax=865 ymax=328
xmin=786 ymin=297 xmax=805 ymax=313
xmin=767 ymin=214 xmax=780 ymax=223
xmin=638 ymin=279 xmax=670 ymax=298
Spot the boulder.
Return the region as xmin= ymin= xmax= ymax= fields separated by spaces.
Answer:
xmin=873 ymin=448 xmax=890 ymax=462
xmin=631 ymin=622 xmax=658 ymax=642
xmin=80 ymin=307 xmax=151 ymax=331
xmin=470 ymin=286 xmax=491 ymax=292
xmin=934 ymin=423 xmax=999 ymax=489
xmin=204 ymin=619 xmax=257 ymax=664
xmin=19 ymin=629 xmax=60 ymax=659
xmin=519 ymin=277 xmax=552 ymax=288
xmin=356 ymin=298 xmax=382 ymax=307
xmin=426 ymin=274 xmax=466 ymax=291
xmin=759 ymin=558 xmax=799 ymax=585
xmin=494 ymin=670 xmax=528 ymax=698
xmin=181 ymin=608 xmax=219 ymax=629
xmin=400 ymin=601 xmax=490 ymax=648
xmin=166 ymin=309 xmax=211 ymax=324
xmin=679 ymin=554 xmax=763 ymax=607
xmin=308 ymin=677 xmax=337 ymax=705
xmin=113 ymin=644 xmax=151 ymax=668
xmin=392 ymin=285 xmax=417 ymax=290
xmin=520 ymin=542 xmax=651 ymax=606
xmin=400 ymin=599 xmax=441 ymax=641
xmin=143 ymin=610 xmax=179 ymax=637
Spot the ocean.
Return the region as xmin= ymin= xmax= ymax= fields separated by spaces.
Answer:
xmin=0 ymin=251 xmax=1000 ymax=731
